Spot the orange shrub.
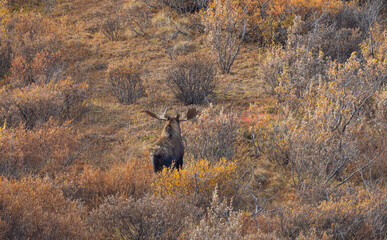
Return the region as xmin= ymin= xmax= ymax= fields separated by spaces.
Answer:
xmin=61 ymin=159 xmax=153 ymax=208
xmin=7 ymin=13 xmax=63 ymax=87
xmin=8 ymin=50 xmax=62 ymax=88
xmin=0 ymin=78 xmax=88 ymax=128
xmin=281 ymin=188 xmax=386 ymax=239
xmin=0 ymin=120 xmax=78 ymax=177
xmin=88 ymin=194 xmax=200 ymax=239
xmin=0 ymin=176 xmax=87 ymax=239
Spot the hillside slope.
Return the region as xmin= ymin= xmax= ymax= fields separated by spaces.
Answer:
xmin=0 ymin=0 xmax=386 ymax=239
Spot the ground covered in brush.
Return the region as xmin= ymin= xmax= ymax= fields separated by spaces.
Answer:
xmin=0 ymin=0 xmax=386 ymax=239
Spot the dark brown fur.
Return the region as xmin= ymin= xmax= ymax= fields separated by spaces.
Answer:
xmin=144 ymin=109 xmax=198 ymax=173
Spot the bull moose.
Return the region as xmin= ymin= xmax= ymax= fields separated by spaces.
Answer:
xmin=144 ymin=108 xmax=198 ymax=173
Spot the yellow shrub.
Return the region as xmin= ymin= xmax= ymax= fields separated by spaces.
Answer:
xmin=153 ymin=159 xmax=238 ymax=205
xmin=0 ymin=0 xmax=9 ymax=36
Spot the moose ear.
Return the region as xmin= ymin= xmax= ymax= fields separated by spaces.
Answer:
xmin=180 ymin=108 xmax=198 ymax=121
xmin=186 ymin=108 xmax=198 ymax=120
xmin=143 ymin=110 xmax=167 ymax=121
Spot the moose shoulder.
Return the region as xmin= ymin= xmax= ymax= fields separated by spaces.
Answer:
xmin=144 ymin=108 xmax=198 ymax=173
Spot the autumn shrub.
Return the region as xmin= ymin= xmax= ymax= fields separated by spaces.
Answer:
xmin=166 ymin=55 xmax=217 ymax=105
xmin=255 ymin=32 xmax=386 ymax=188
xmin=236 ymin=0 xmax=294 ymax=45
xmin=0 ymin=78 xmax=87 ymax=128
xmin=88 ymin=194 xmax=200 ymax=239
xmin=7 ymin=13 xmax=63 ymax=86
xmin=125 ymin=3 xmax=152 ymax=37
xmin=333 ymin=0 xmax=383 ymax=36
xmin=6 ymin=0 xmax=55 ymax=10
xmin=0 ymin=38 xmax=11 ymax=79
xmin=197 ymin=0 xmax=343 ymax=46
xmin=0 ymin=177 xmax=87 ymax=240
xmin=10 ymin=13 xmax=63 ymax=63
xmin=294 ymin=183 xmax=348 ymax=207
xmin=0 ymin=120 xmax=78 ymax=178
xmin=184 ymin=106 xmax=240 ymax=161
xmin=139 ymin=0 xmax=163 ymax=9
xmin=281 ymin=188 xmax=387 ymax=239
xmin=258 ymin=44 xmax=330 ymax=99
xmin=186 ymin=186 xmax=276 ymax=240
xmin=106 ymin=60 xmax=145 ymax=104
xmin=288 ymin=47 xmax=384 ymax=187
xmin=101 ymin=15 xmax=122 ymax=41
xmin=153 ymin=158 xmax=239 ymax=207
xmin=173 ymin=40 xmax=196 ymax=55
xmin=246 ymin=109 xmax=290 ymax=167
xmin=187 ymin=186 xmax=246 ymax=239
xmin=61 ymin=159 xmax=153 ymax=208
xmin=287 ymin=15 xmax=363 ymax=63
xmin=9 ymin=50 xmax=62 ymax=88
xmin=30 ymin=49 xmax=63 ymax=84
xmin=42 ymin=0 xmax=56 ymax=12
xmin=0 ymin=0 xmax=9 ymax=32
xmin=258 ymin=15 xmax=366 ymax=96
xmin=256 ymin=46 xmax=284 ymax=94
xmin=199 ymin=0 xmax=247 ymax=73
xmin=55 ymin=77 xmax=89 ymax=121
xmin=287 ymin=0 xmax=383 ymax=62
xmin=160 ymin=0 xmax=209 ymax=13
xmin=0 ymin=2 xmax=11 ymax=79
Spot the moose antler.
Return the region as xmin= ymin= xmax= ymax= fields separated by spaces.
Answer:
xmin=143 ymin=109 xmax=168 ymax=121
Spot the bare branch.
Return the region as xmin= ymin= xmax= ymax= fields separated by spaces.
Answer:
xmin=65 ymin=140 xmax=89 ymax=167
xmin=336 ymin=143 xmax=385 ymax=187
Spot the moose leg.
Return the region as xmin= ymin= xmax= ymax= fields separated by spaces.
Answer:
xmin=176 ymin=156 xmax=183 ymax=170
xmin=151 ymin=155 xmax=163 ymax=173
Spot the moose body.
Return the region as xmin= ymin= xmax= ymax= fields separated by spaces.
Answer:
xmin=144 ymin=108 xmax=198 ymax=173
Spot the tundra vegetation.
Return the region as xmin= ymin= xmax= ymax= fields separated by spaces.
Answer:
xmin=0 ymin=0 xmax=386 ymax=239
